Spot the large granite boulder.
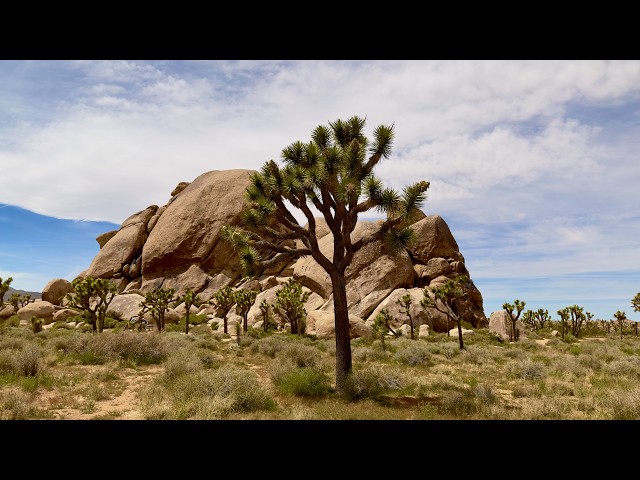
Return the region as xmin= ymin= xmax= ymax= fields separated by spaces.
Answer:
xmin=310 ymin=311 xmax=371 ymax=339
xmin=489 ymin=310 xmax=526 ymax=341
xmin=41 ymin=278 xmax=75 ymax=306
xmin=409 ymin=215 xmax=464 ymax=264
xmin=141 ymin=169 xmax=254 ymax=278
xmin=294 ymin=221 xmax=414 ymax=318
xmin=85 ymin=206 xmax=158 ymax=278
xmin=17 ymin=300 xmax=56 ymax=325
xmin=108 ymin=293 xmax=145 ymax=320
xmin=366 ymin=287 xmax=449 ymax=333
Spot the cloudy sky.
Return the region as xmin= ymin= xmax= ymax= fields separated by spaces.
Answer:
xmin=1 ymin=60 xmax=639 ymax=320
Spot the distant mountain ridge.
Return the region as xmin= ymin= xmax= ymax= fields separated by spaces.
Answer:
xmin=5 ymin=287 xmax=41 ymax=300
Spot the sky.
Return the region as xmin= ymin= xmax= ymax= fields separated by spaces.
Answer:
xmin=0 ymin=60 xmax=639 ymax=321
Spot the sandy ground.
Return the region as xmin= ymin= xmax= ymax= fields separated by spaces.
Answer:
xmin=37 ymin=365 xmax=163 ymax=420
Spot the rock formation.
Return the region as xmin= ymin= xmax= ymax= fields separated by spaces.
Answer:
xmin=51 ymin=169 xmax=488 ymax=335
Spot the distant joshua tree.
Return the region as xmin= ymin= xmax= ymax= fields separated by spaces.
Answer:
xmin=139 ymin=287 xmax=177 ymax=332
xmin=613 ymin=310 xmax=627 ymax=339
xmin=175 ymin=288 xmax=204 ymax=335
xmin=235 ymin=289 xmax=258 ymax=333
xmin=422 ymin=275 xmax=469 ymax=350
xmin=397 ymin=293 xmax=415 ymax=340
xmin=65 ymin=277 xmax=117 ymax=333
xmin=211 ymin=286 xmax=236 ymax=334
xmin=502 ymin=299 xmax=525 ymax=342
xmin=371 ymin=308 xmax=399 ymax=351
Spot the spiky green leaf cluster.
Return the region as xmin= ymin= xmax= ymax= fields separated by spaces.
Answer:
xmin=220 ymin=115 xmax=431 ymax=278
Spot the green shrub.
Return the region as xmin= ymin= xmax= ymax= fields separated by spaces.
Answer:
xmin=271 ymin=365 xmax=333 ymax=397
xmin=340 ymin=365 xmax=405 ymax=402
xmin=14 ymin=345 xmax=43 ymax=377
xmin=393 ymin=339 xmax=433 ymax=366
xmin=279 ymin=342 xmax=323 ymax=368
xmin=250 ymin=335 xmax=287 ymax=358
xmin=0 ymin=315 xmax=20 ymax=328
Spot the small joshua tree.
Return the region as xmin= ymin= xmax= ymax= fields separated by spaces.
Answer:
xmin=557 ymin=307 xmax=570 ymax=340
xmin=139 ymin=286 xmax=177 ymax=332
xmin=65 ymin=277 xmax=117 ymax=333
xmin=273 ymin=278 xmax=310 ymax=335
xmin=614 ymin=310 xmax=627 ymax=339
xmin=235 ymin=289 xmax=258 ymax=333
xmin=9 ymin=293 xmax=21 ymax=312
xmin=422 ymin=275 xmax=468 ymax=349
xmin=372 ymin=308 xmax=399 ymax=351
xmin=259 ymin=299 xmax=271 ymax=333
xmin=211 ymin=286 xmax=236 ymax=334
xmin=397 ymin=293 xmax=415 ymax=340
xmin=175 ymin=288 xmax=203 ymax=335
xmin=502 ymin=299 xmax=526 ymax=342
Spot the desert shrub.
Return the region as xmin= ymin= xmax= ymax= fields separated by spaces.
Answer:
xmin=246 ymin=327 xmax=269 ymax=339
xmin=58 ymin=331 xmax=168 ymax=365
xmin=393 ymin=339 xmax=433 ymax=366
xmin=0 ymin=344 xmax=44 ymax=377
xmin=340 ymin=365 xmax=405 ymax=402
xmin=161 ymin=348 xmax=202 ymax=385
xmin=601 ymin=387 xmax=640 ymax=419
xmin=0 ymin=315 xmax=20 ymax=328
xmin=439 ymin=386 xmax=496 ymax=417
xmin=352 ymin=345 xmax=391 ymax=362
xmin=250 ymin=335 xmax=288 ymax=358
xmin=270 ymin=362 xmax=333 ymax=397
xmin=510 ymin=359 xmax=546 ymax=380
xmin=0 ymin=389 xmax=50 ymax=420
xmin=278 ymin=342 xmax=324 ymax=368
xmin=578 ymin=353 xmax=603 ymax=371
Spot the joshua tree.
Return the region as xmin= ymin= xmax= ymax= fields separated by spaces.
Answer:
xmin=503 ymin=299 xmax=526 ymax=342
xmin=220 ymin=116 xmax=430 ymax=393
xmin=568 ymin=305 xmax=586 ymax=338
xmin=259 ymin=299 xmax=271 ymax=333
xmin=235 ymin=289 xmax=258 ymax=333
xmin=371 ymin=308 xmax=399 ymax=351
xmin=272 ymin=278 xmax=310 ymax=335
xmin=0 ymin=276 xmax=13 ymax=306
xmin=632 ymin=293 xmax=640 ymax=335
xmin=139 ymin=287 xmax=177 ymax=332
xmin=9 ymin=293 xmax=21 ymax=312
xmin=397 ymin=293 xmax=415 ymax=340
xmin=613 ymin=310 xmax=627 ymax=339
xmin=65 ymin=277 xmax=117 ymax=333
xmin=175 ymin=288 xmax=203 ymax=335
xmin=557 ymin=307 xmax=570 ymax=339
xmin=211 ymin=286 xmax=236 ymax=334
xmin=421 ymin=275 xmax=469 ymax=350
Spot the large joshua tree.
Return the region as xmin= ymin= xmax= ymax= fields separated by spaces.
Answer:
xmin=221 ymin=115 xmax=429 ymax=393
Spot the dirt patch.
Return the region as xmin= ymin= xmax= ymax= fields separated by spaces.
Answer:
xmin=37 ymin=364 xmax=164 ymax=420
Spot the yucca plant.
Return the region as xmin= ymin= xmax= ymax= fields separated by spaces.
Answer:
xmin=220 ymin=115 xmax=429 ymax=394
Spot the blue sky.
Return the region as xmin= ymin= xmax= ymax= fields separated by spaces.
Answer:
xmin=1 ymin=60 xmax=639 ymax=321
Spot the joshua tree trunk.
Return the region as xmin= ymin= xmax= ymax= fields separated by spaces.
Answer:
xmin=456 ymin=318 xmax=464 ymax=350
xmin=331 ymin=270 xmax=352 ymax=393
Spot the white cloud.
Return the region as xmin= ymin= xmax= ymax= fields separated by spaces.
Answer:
xmin=0 ymin=60 xmax=639 ymax=318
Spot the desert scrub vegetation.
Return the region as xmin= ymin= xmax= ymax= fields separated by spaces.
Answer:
xmin=2 ymin=321 xmax=640 ymax=419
